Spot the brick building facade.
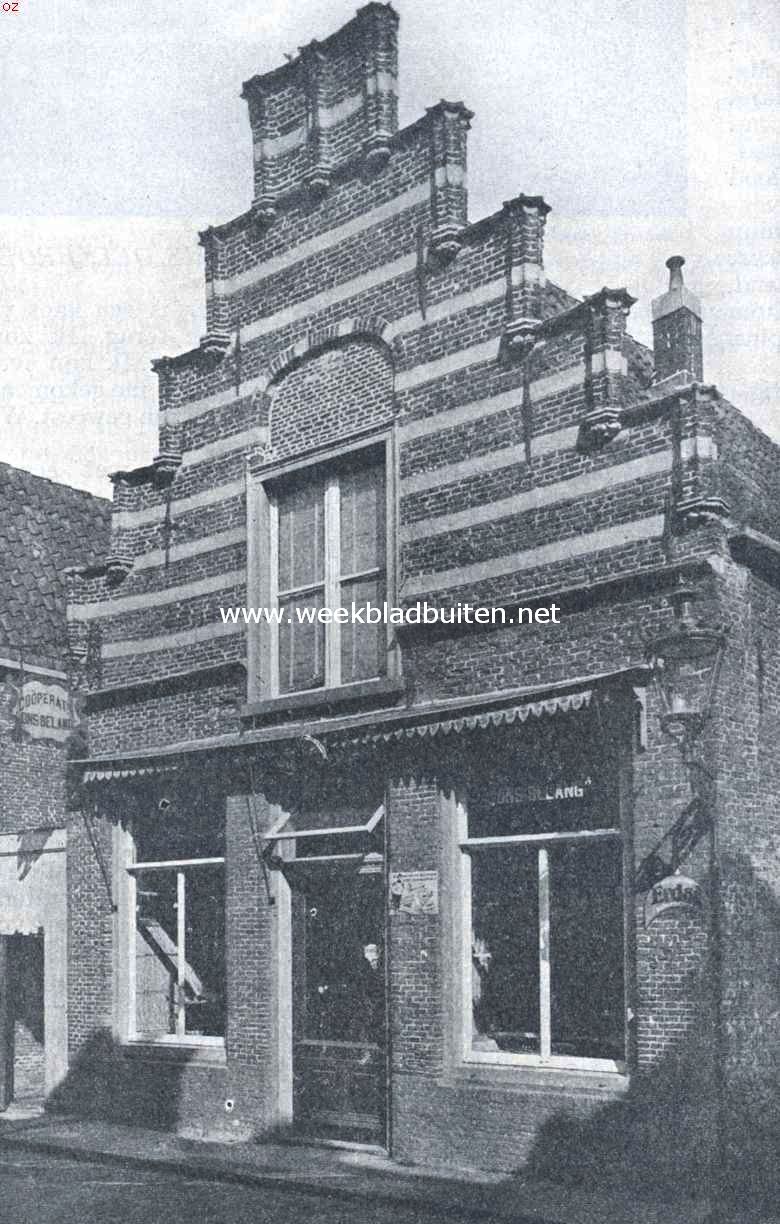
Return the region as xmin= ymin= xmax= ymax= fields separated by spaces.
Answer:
xmin=0 ymin=463 xmax=109 ymax=1109
xmin=59 ymin=4 xmax=777 ymax=1201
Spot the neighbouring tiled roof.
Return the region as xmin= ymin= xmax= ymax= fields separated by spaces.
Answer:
xmin=625 ymin=334 xmax=655 ymax=390
xmin=544 ymin=281 xmax=580 ymax=317
xmin=0 ymin=462 xmax=111 ymax=669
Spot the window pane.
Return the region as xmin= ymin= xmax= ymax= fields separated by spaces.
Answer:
xmin=340 ymin=576 xmax=386 ymax=684
xmin=134 ymin=805 xmax=224 ymax=863
xmin=279 ymin=591 xmax=325 ymax=692
xmin=134 ymin=868 xmax=177 ymax=1037
xmin=183 ymin=863 xmax=225 ymax=1038
xmin=468 ymin=796 xmax=614 ymax=839
xmin=300 ymin=872 xmax=385 ymax=1043
xmin=340 ymin=463 xmax=385 ymax=576
xmin=293 ymin=825 xmax=384 ymax=862
xmin=278 ymin=480 xmax=324 ymax=592
xmin=469 ymin=847 xmax=540 ymax=1055
xmin=466 ymin=721 xmax=618 ymax=838
xmin=549 ymin=839 xmax=624 ymax=1061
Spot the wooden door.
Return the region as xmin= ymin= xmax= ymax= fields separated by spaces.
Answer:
xmin=291 ymin=865 xmax=386 ymax=1144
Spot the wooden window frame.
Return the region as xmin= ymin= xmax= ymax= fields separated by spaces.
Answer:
xmin=263 ymin=803 xmax=385 ymax=866
xmin=119 ymin=829 xmax=226 ymax=1049
xmin=247 ymin=430 xmax=399 ymax=703
xmin=458 ymin=810 xmax=627 ymax=1075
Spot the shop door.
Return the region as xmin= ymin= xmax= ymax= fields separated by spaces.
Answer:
xmin=291 ymin=864 xmax=386 ymax=1145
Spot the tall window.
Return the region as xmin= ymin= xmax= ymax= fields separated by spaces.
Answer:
xmin=126 ymin=806 xmax=225 ymax=1044
xmin=272 ymin=451 xmax=386 ymax=694
xmin=461 ymin=723 xmax=626 ymax=1071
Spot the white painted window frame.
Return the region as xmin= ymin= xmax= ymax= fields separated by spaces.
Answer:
xmin=263 ymin=802 xmax=385 ymax=865
xmin=121 ymin=830 xmax=225 ymax=1048
xmin=458 ymin=806 xmax=626 ymax=1074
xmin=247 ymin=431 xmax=398 ymax=701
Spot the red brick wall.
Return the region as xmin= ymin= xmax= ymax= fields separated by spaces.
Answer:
xmin=223 ymin=790 xmax=281 ymax=1135
xmin=0 ymin=741 xmax=67 ymax=833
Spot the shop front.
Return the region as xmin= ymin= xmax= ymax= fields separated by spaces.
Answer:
xmin=71 ymin=678 xmax=638 ymax=1167
xmin=239 ymin=680 xmax=635 ymax=1164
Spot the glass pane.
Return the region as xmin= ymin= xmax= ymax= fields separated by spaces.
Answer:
xmin=339 ymin=463 xmax=385 ymax=576
xmin=291 ymin=794 xmax=384 ymax=833
xmin=134 ymin=868 xmax=177 ymax=1037
xmin=278 ymin=480 xmax=324 ymax=592
xmin=469 ymin=847 xmax=540 ymax=1055
xmin=549 ymin=839 xmax=624 ymax=1061
xmin=293 ymin=823 xmax=384 ymax=861
xmin=467 ymin=719 xmax=617 ymax=838
xmin=340 ymin=576 xmax=386 ymax=684
xmin=134 ymin=805 xmax=224 ymax=863
xmin=301 ymin=872 xmax=385 ymax=1043
xmin=183 ymin=863 xmax=225 ymax=1038
xmin=279 ymin=591 xmax=325 ymax=692
xmin=468 ymin=795 xmax=611 ymax=838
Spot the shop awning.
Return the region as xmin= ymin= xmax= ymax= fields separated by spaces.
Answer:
xmin=82 ymin=763 xmax=179 ymax=783
xmin=340 ymin=688 xmax=592 ymax=746
xmin=73 ymin=669 xmax=637 ymax=774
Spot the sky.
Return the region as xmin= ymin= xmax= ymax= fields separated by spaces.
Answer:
xmin=0 ymin=0 xmax=777 ymax=497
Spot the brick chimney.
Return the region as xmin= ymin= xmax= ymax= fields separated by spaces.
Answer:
xmin=651 ymin=256 xmax=703 ymax=383
xmin=242 ymin=3 xmax=399 ymax=225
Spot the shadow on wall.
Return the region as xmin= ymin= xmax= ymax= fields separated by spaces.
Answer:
xmin=46 ymin=1030 xmax=195 ymax=1130
xmin=9 ymin=934 xmax=44 ymax=1048
xmin=521 ymin=853 xmax=779 ymax=1214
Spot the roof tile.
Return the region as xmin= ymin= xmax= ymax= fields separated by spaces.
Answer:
xmin=0 ymin=461 xmax=111 ymax=666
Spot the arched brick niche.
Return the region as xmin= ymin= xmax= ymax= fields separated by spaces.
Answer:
xmin=268 ymin=337 xmax=395 ymax=461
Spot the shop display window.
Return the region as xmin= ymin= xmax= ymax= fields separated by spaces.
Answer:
xmin=461 ymin=717 xmax=626 ymax=1072
xmin=126 ymin=805 xmax=225 ymax=1043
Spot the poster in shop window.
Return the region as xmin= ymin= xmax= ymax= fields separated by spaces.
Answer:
xmin=390 ymin=870 xmax=439 ymax=915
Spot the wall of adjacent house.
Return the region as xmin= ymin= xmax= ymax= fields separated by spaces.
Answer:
xmin=0 ymin=730 xmax=71 ymax=1104
xmin=0 ymin=739 xmax=67 ymax=832
xmin=8 ymin=933 xmax=45 ymax=1099
xmin=0 ymin=830 xmax=68 ymax=1098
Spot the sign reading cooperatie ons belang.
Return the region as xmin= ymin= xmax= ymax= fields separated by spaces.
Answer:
xmin=17 ymin=679 xmax=79 ymax=744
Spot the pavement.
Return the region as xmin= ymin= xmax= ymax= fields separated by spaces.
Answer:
xmin=0 ymin=1149 xmax=473 ymax=1224
xmin=0 ymin=1104 xmax=773 ymax=1224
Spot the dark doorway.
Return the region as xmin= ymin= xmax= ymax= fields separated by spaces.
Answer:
xmin=0 ymin=933 xmax=45 ymax=1108
xmin=290 ymin=862 xmax=387 ymax=1145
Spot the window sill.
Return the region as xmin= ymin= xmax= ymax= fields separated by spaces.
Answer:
xmin=121 ymin=1040 xmax=226 ymax=1067
xmin=242 ymin=676 xmax=406 ymax=722
xmin=296 ymin=1039 xmax=381 ymax=1051
xmin=444 ymin=1060 xmax=629 ymax=1097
